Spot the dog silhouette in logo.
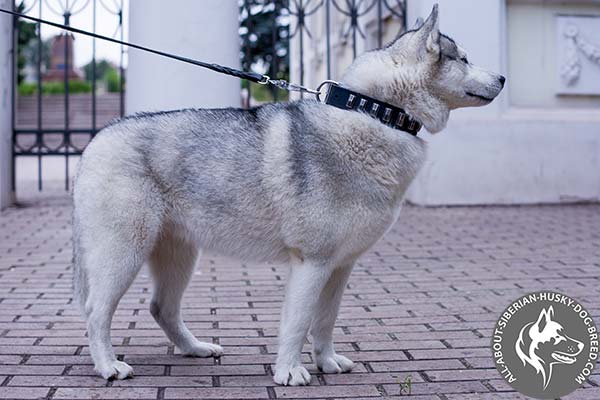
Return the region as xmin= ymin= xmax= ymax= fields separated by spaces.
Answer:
xmin=515 ymin=306 xmax=584 ymax=389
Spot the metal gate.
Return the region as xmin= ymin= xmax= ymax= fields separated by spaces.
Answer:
xmin=11 ymin=0 xmax=406 ymax=191
xmin=241 ymin=0 xmax=407 ymax=102
xmin=11 ymin=0 xmax=125 ymax=191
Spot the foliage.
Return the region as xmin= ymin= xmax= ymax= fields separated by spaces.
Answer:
xmin=18 ymin=80 xmax=92 ymax=96
xmin=21 ymin=37 xmax=51 ymax=79
xmin=16 ymin=1 xmax=37 ymax=84
xmin=81 ymin=59 xmax=122 ymax=92
xmin=248 ymin=82 xmax=288 ymax=103
xmin=104 ymin=68 xmax=122 ymax=93
xmin=17 ymin=82 xmax=36 ymax=96
xmin=239 ymin=0 xmax=289 ymax=99
xmin=82 ymin=59 xmax=115 ymax=82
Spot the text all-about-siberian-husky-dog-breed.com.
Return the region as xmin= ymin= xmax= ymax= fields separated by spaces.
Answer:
xmin=73 ymin=5 xmax=505 ymax=385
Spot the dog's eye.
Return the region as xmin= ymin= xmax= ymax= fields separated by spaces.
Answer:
xmin=460 ymin=56 xmax=469 ymax=64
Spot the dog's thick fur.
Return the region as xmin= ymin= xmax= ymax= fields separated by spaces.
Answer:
xmin=516 ymin=306 xmax=584 ymax=389
xmin=73 ymin=5 xmax=504 ymax=384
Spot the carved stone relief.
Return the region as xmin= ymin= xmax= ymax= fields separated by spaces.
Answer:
xmin=556 ymin=15 xmax=600 ymax=95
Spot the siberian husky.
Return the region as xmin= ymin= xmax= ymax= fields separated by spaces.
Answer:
xmin=73 ymin=5 xmax=505 ymax=385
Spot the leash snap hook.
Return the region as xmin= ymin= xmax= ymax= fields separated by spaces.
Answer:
xmin=315 ymin=80 xmax=339 ymax=102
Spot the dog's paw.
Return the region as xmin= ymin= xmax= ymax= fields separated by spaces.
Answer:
xmin=316 ymin=353 xmax=355 ymax=374
xmin=182 ymin=342 xmax=223 ymax=358
xmin=273 ymin=364 xmax=311 ymax=386
xmin=95 ymin=360 xmax=134 ymax=380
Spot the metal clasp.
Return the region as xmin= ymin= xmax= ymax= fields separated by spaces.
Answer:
xmin=315 ymin=80 xmax=340 ymax=102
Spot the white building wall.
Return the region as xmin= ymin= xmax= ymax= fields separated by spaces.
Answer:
xmin=0 ymin=0 xmax=14 ymax=210
xmin=291 ymin=0 xmax=600 ymax=205
xmin=406 ymin=0 xmax=600 ymax=205
xmin=127 ymin=0 xmax=241 ymax=113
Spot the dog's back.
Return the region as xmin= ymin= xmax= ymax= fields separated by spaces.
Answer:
xmin=74 ymin=101 xmax=426 ymax=271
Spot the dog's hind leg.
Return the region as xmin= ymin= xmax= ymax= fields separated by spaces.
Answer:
xmin=85 ymin=251 xmax=142 ymax=380
xmin=274 ymin=260 xmax=333 ymax=386
xmin=82 ymin=220 xmax=159 ymax=380
xmin=148 ymin=228 xmax=223 ymax=358
xmin=310 ymin=263 xmax=355 ymax=374
xmin=75 ymin=172 xmax=164 ymax=380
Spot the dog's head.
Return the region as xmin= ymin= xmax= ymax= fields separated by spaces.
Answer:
xmin=515 ymin=306 xmax=584 ymax=389
xmin=342 ymin=4 xmax=505 ymax=133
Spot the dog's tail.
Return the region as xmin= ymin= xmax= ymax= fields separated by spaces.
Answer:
xmin=72 ymin=211 xmax=89 ymax=315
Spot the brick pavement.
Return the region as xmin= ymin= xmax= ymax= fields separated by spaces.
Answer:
xmin=0 ymin=187 xmax=599 ymax=399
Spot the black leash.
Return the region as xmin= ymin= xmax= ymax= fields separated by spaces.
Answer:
xmin=1 ymin=8 xmax=421 ymax=135
xmin=0 ymin=7 xmax=318 ymax=95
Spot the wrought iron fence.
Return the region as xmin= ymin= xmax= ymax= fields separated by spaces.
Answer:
xmin=11 ymin=0 xmax=125 ymax=191
xmin=240 ymin=0 xmax=407 ymax=103
xmin=11 ymin=0 xmax=405 ymax=191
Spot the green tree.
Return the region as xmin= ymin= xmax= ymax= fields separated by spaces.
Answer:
xmin=82 ymin=59 xmax=114 ymax=82
xmin=239 ymin=0 xmax=289 ymax=98
xmin=104 ymin=68 xmax=122 ymax=93
xmin=82 ymin=60 xmax=122 ymax=93
xmin=16 ymin=1 xmax=37 ymax=84
xmin=22 ymin=37 xmax=51 ymax=77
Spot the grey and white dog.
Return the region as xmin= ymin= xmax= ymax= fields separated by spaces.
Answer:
xmin=73 ymin=5 xmax=504 ymax=385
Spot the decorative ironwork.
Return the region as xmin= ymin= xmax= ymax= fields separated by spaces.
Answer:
xmin=331 ymin=0 xmax=378 ymax=58
xmin=12 ymin=0 xmax=125 ymax=191
xmin=11 ymin=0 xmax=405 ymax=191
xmin=245 ymin=0 xmax=406 ymax=100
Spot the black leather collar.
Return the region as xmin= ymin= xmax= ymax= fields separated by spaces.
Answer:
xmin=324 ymin=83 xmax=422 ymax=136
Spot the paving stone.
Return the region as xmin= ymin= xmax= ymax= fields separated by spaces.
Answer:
xmin=1 ymin=188 xmax=599 ymax=399
xmin=8 ymin=375 xmax=105 ymax=387
xmin=164 ymin=387 xmax=269 ymax=399
xmin=274 ymin=384 xmax=381 ymax=398
xmin=53 ymin=387 xmax=158 ymax=399
xmin=0 ymin=387 xmax=50 ymax=399
xmin=0 ymin=365 xmax=65 ymax=375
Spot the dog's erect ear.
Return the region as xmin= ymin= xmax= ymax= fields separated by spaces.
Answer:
xmin=413 ymin=4 xmax=440 ymax=57
xmin=535 ymin=307 xmax=552 ymax=333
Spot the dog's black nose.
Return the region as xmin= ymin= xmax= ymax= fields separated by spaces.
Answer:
xmin=499 ymin=75 xmax=506 ymax=86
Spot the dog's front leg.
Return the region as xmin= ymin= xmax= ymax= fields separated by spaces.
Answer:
xmin=310 ymin=263 xmax=355 ymax=374
xmin=274 ymin=260 xmax=333 ymax=386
